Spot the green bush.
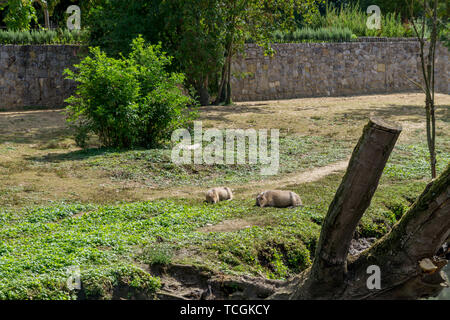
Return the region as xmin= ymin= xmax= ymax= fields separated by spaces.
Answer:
xmin=64 ymin=36 xmax=196 ymax=149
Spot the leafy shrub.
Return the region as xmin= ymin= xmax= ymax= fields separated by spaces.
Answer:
xmin=385 ymin=202 xmax=409 ymax=221
xmin=439 ymin=22 xmax=450 ymax=49
xmin=0 ymin=0 xmax=37 ymax=31
xmin=65 ymin=36 xmax=196 ymax=148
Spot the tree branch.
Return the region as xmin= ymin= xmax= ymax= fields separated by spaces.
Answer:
xmin=343 ymin=164 xmax=450 ymax=299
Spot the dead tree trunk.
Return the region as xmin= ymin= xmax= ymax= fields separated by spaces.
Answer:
xmin=280 ymin=117 xmax=449 ymax=299
xmin=298 ymin=117 xmax=402 ymax=298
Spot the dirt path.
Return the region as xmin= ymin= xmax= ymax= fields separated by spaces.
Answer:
xmin=246 ymin=159 xmax=349 ymax=188
xmin=144 ymin=158 xmax=349 ymax=202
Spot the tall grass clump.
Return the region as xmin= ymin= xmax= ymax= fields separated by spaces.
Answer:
xmin=270 ymin=27 xmax=353 ymax=43
xmin=309 ymin=3 xmax=415 ymax=37
xmin=0 ymin=29 xmax=88 ymax=45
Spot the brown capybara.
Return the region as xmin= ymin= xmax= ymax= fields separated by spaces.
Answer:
xmin=205 ymin=187 xmax=233 ymax=204
xmin=256 ymin=190 xmax=302 ymax=208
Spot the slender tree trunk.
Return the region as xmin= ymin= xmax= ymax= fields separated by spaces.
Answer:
xmin=216 ymin=38 xmax=233 ymax=105
xmin=215 ymin=62 xmax=228 ymax=104
xmin=225 ymin=45 xmax=232 ymax=105
xmin=428 ymin=0 xmax=438 ymax=178
xmin=410 ymin=0 xmax=438 ymax=179
xmin=215 ymin=6 xmax=236 ymax=105
xmin=34 ymin=0 xmax=50 ymax=29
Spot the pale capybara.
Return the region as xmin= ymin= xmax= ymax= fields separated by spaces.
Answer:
xmin=205 ymin=187 xmax=233 ymax=204
xmin=255 ymin=190 xmax=302 ymax=208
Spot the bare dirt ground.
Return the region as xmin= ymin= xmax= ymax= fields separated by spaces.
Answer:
xmin=0 ymin=93 xmax=449 ymax=208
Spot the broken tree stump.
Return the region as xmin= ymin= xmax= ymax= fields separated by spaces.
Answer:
xmin=294 ymin=117 xmax=403 ymax=298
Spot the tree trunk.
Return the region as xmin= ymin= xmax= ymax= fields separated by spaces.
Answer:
xmin=196 ymin=76 xmax=210 ymax=106
xmin=34 ymin=0 xmax=50 ymax=29
xmin=291 ymin=117 xmax=403 ymax=299
xmin=410 ymin=0 xmax=438 ymax=179
xmin=225 ymin=57 xmax=232 ymax=105
xmin=216 ymin=39 xmax=232 ymax=105
xmin=215 ymin=62 xmax=228 ymax=105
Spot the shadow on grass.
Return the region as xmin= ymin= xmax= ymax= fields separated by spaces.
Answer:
xmin=0 ymin=109 xmax=71 ymax=145
xmin=335 ymin=104 xmax=449 ymax=123
xmin=24 ymin=147 xmax=126 ymax=163
xmin=198 ymin=104 xmax=271 ymax=123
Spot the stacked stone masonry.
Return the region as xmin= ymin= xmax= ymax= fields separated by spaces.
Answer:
xmin=0 ymin=45 xmax=81 ymax=110
xmin=0 ymin=41 xmax=448 ymax=110
xmin=231 ymin=41 xmax=449 ymax=101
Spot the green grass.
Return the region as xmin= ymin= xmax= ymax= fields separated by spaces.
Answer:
xmin=26 ymin=134 xmax=351 ymax=188
xmin=0 ymin=198 xmax=324 ymax=299
xmin=261 ymin=2 xmax=418 ymax=45
xmin=1 ymin=146 xmax=444 ymax=299
xmin=1 ymin=96 xmax=448 ymax=299
xmin=384 ymin=143 xmax=450 ymax=180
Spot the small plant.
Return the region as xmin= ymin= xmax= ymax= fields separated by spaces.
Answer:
xmin=386 ymin=202 xmax=409 ymax=221
xmin=142 ymin=243 xmax=174 ymax=265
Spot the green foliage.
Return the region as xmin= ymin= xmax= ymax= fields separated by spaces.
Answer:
xmin=384 ymin=143 xmax=450 ymax=180
xmin=439 ymin=21 xmax=450 ymax=49
xmin=85 ymin=0 xmax=226 ymax=104
xmin=66 ymin=135 xmax=350 ymax=187
xmin=386 ymin=202 xmax=409 ymax=221
xmin=85 ymin=0 xmax=323 ymax=105
xmin=0 ymin=134 xmax=444 ymax=298
xmin=309 ymin=3 xmax=414 ymax=37
xmin=0 ymin=0 xmax=37 ymax=31
xmin=358 ymin=0 xmax=423 ymax=19
xmin=80 ymin=265 xmax=161 ymax=299
xmin=0 ymin=29 xmax=88 ymax=44
xmin=86 ymin=0 xmax=159 ymax=58
xmin=65 ymin=36 xmax=197 ymax=149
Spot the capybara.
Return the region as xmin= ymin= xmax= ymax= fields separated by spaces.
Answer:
xmin=206 ymin=187 xmax=233 ymax=204
xmin=256 ymin=190 xmax=302 ymax=208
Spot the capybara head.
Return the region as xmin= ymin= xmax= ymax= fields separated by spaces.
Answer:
xmin=256 ymin=192 xmax=267 ymax=207
xmin=206 ymin=190 xmax=218 ymax=204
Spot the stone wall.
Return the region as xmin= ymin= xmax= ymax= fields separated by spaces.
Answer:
xmin=0 ymin=41 xmax=448 ymax=110
xmin=0 ymin=45 xmax=82 ymax=110
xmin=231 ymin=41 xmax=449 ymax=101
